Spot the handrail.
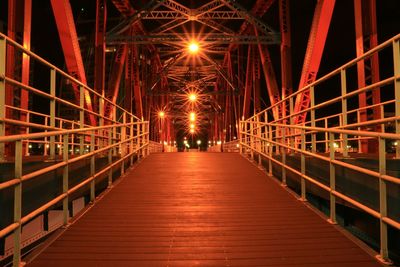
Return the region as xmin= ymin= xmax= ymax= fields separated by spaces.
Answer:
xmin=0 ymin=32 xmax=151 ymax=267
xmin=240 ymin=33 xmax=400 ymax=264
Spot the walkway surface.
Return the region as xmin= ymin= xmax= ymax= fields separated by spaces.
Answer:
xmin=28 ymin=153 xmax=382 ymax=267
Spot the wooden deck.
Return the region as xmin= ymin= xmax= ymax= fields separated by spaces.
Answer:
xmin=27 ymin=153 xmax=383 ymax=267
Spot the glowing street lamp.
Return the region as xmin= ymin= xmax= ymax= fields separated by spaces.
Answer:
xmin=190 ymin=123 xmax=195 ymax=129
xmin=190 ymin=128 xmax=195 ymax=134
xmin=188 ymin=41 xmax=199 ymax=54
xmin=188 ymin=93 xmax=197 ymax=102
xmin=189 ymin=112 xmax=196 ymax=122
xmin=158 ymin=111 xmax=165 ymax=118
xmin=196 ymin=140 xmax=201 ymax=145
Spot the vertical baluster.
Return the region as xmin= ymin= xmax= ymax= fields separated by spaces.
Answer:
xmin=329 ymin=132 xmax=336 ymax=223
xmin=13 ymin=140 xmax=22 ymax=266
xmin=62 ymin=134 xmax=69 ymax=225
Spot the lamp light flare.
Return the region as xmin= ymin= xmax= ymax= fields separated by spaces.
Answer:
xmin=190 ymin=128 xmax=195 ymax=134
xmin=190 ymin=123 xmax=195 ymax=129
xmin=189 ymin=112 xmax=196 ymax=122
xmin=158 ymin=111 xmax=165 ymax=118
xmin=189 ymin=93 xmax=197 ymax=102
xmin=188 ymin=42 xmax=199 ymax=54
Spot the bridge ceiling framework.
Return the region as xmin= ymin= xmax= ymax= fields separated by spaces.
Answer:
xmin=0 ymin=0 xmax=399 ymax=151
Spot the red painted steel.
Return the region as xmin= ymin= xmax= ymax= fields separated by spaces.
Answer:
xmin=50 ymin=0 xmax=96 ymax=125
xmin=293 ymin=0 xmax=336 ymax=124
xmin=354 ymin=0 xmax=381 ymax=153
xmin=279 ymin=0 xmax=293 ymax=123
xmin=94 ymin=0 xmax=107 ymax=97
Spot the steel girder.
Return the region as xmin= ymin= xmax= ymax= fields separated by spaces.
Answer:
xmin=293 ymin=0 xmax=336 ymax=125
xmin=107 ymin=34 xmax=279 ymax=45
xmin=354 ymin=0 xmax=380 ymax=153
xmin=50 ymin=0 xmax=96 ymax=125
xmin=279 ymin=0 xmax=293 ymax=123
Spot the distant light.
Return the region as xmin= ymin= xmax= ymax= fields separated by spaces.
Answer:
xmin=158 ymin=111 xmax=165 ymax=118
xmin=163 ymin=141 xmax=168 ymax=145
xmin=190 ymin=123 xmax=195 ymax=129
xmin=197 ymin=140 xmax=201 ymax=145
xmin=236 ymin=144 xmax=239 ymax=148
xmin=394 ymin=142 xmax=398 ymax=146
xmin=188 ymin=93 xmax=197 ymax=102
xmin=183 ymin=140 xmax=188 ymax=145
xmin=190 ymin=128 xmax=195 ymax=134
xmin=28 ymin=144 xmax=32 ymax=149
xmin=188 ymin=42 xmax=199 ymax=54
xmin=184 ymin=136 xmax=187 ymax=140
xmin=333 ymin=142 xmax=339 ymax=148
xmin=189 ymin=112 xmax=196 ymax=122
xmin=233 ymin=136 xmax=237 ymax=140
xmin=217 ymin=141 xmax=222 ymax=145
xmin=208 ymin=141 xmax=211 ymax=144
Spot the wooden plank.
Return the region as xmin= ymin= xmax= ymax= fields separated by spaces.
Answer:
xmin=27 ymin=153 xmax=383 ymax=267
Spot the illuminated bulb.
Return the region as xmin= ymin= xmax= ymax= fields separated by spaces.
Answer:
xmin=189 ymin=112 xmax=196 ymax=122
xmin=188 ymin=42 xmax=199 ymax=53
xmin=188 ymin=93 xmax=197 ymax=102
xmin=190 ymin=128 xmax=195 ymax=134
xmin=190 ymin=123 xmax=195 ymax=129
xmin=158 ymin=111 xmax=165 ymax=118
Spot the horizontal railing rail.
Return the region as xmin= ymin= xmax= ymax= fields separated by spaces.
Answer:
xmin=239 ymin=33 xmax=400 ymax=264
xmin=0 ymin=32 xmax=151 ymax=267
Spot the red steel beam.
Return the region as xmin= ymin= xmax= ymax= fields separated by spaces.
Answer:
xmin=50 ymin=0 xmax=96 ymax=125
xmin=255 ymin=29 xmax=280 ymax=120
xmin=20 ymin=0 xmax=31 ymax=124
xmin=94 ymin=0 xmax=107 ymax=96
xmin=354 ymin=0 xmax=380 ymax=153
xmin=242 ymin=46 xmax=253 ymax=119
xmin=293 ymin=0 xmax=335 ymax=124
xmin=279 ymin=0 xmax=292 ymax=123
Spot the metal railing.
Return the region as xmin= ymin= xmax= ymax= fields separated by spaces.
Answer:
xmin=0 ymin=32 xmax=150 ymax=266
xmin=223 ymin=140 xmax=240 ymax=152
xmin=239 ymin=33 xmax=400 ymax=263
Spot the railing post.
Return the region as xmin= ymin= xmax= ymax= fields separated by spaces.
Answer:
xmin=71 ymin=122 xmax=75 ymax=156
xmin=108 ymin=127 xmax=113 ymax=187
xmin=281 ymin=128 xmax=286 ymax=186
xmin=145 ymin=122 xmax=150 ymax=157
xmin=300 ymin=129 xmax=306 ymax=200
xmin=250 ymin=120 xmax=255 ymax=160
xmin=13 ymin=140 xmax=22 ymax=266
xmin=341 ymin=69 xmax=349 ymax=157
xmin=62 ymin=134 xmax=69 ymax=225
xmin=239 ymin=121 xmax=243 ymax=154
xmin=25 ymin=113 xmax=30 ymax=156
xmin=378 ymin=137 xmax=389 ymax=261
xmin=49 ymin=69 xmax=56 ymax=160
xmin=289 ymin=96 xmax=294 ymax=154
xmin=90 ymin=132 xmax=95 ymax=202
xmin=112 ymin=108 xmax=117 ymax=156
xmin=393 ymin=39 xmax=400 ymax=158
xmin=324 ymin=118 xmax=329 ymax=153
xmin=99 ymin=94 xmax=104 ymax=151
xmin=268 ymin=125 xmax=273 ymax=176
xmin=310 ymin=86 xmax=316 ymax=153
xmin=0 ymin=36 xmax=6 ymax=161
xmin=79 ymin=86 xmax=85 ymax=155
xmin=58 ymin=120 xmax=63 ymax=156
xmin=329 ymin=132 xmax=336 ymax=224
xmin=121 ymin=112 xmax=126 ymax=175
xmin=256 ymin=115 xmax=262 ymax=166
xmin=130 ymin=116 xmax=134 ymax=166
